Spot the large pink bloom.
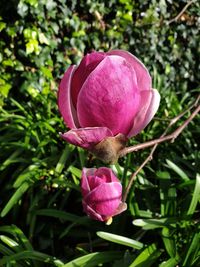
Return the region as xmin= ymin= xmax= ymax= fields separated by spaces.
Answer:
xmin=58 ymin=50 xmax=160 ymax=149
xmin=81 ymin=167 xmax=126 ymax=221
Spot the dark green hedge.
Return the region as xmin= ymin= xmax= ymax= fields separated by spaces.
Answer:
xmin=0 ymin=0 xmax=199 ymax=105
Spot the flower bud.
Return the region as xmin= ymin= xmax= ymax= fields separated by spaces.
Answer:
xmin=58 ymin=50 xmax=160 ymax=162
xmin=81 ymin=167 xmax=127 ymax=222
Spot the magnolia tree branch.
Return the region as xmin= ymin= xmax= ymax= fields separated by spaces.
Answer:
xmin=168 ymin=0 xmax=195 ymax=25
xmin=120 ymin=94 xmax=200 ymax=157
xmin=122 ymin=95 xmax=200 ymax=202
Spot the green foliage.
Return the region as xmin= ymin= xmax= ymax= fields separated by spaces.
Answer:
xmin=0 ymin=0 xmax=200 ymax=266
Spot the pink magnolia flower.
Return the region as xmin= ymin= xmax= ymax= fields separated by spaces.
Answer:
xmin=81 ymin=167 xmax=126 ymax=222
xmin=58 ymin=50 xmax=160 ymax=154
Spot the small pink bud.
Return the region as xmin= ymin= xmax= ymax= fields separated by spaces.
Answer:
xmin=81 ymin=167 xmax=127 ymax=222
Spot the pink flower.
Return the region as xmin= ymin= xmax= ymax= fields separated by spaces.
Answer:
xmin=81 ymin=167 xmax=126 ymax=222
xmin=58 ymin=50 xmax=160 ymax=155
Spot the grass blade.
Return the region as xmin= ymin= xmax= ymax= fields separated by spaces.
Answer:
xmin=129 ymin=243 xmax=162 ymax=267
xmin=0 ymin=250 xmax=64 ymax=266
xmin=0 ymin=225 xmax=33 ymax=251
xmin=161 ymin=227 xmax=177 ymax=258
xmin=183 ymin=232 xmax=200 ymax=266
xmin=187 ymin=174 xmax=200 ymax=215
xmin=34 ymin=209 xmax=90 ymax=224
xmin=166 ymin=159 xmax=189 ymax=181
xmin=97 ymin=231 xmax=144 ymax=249
xmin=62 ymin=251 xmax=123 ymax=267
xmin=159 ymin=257 xmax=178 ymax=267
xmin=1 ymin=182 xmax=30 ymax=217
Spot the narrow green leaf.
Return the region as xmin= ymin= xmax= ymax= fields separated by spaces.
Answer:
xmin=13 ymin=165 xmax=38 ymax=188
xmin=132 ymin=218 xmax=177 ymax=230
xmin=34 ymin=209 xmax=90 ymax=224
xmin=159 ymin=257 xmax=178 ymax=267
xmin=166 ymin=159 xmax=189 ymax=181
xmin=187 ymin=174 xmax=200 ymax=215
xmin=68 ymin=166 xmax=82 ymax=178
xmin=113 ymin=162 xmax=123 ymax=176
xmin=10 ymin=98 xmax=29 ymax=116
xmin=0 ymin=244 xmax=13 ymax=256
xmin=161 ymin=228 xmax=176 ymax=258
xmin=1 ymin=182 xmax=30 ymax=217
xmin=77 ymin=147 xmax=86 ymax=168
xmin=137 ymin=210 xmax=153 ymax=218
xmin=0 ymin=250 xmax=64 ymax=266
xmin=55 ymin=145 xmax=73 ymax=174
xmin=129 ymin=243 xmax=162 ymax=267
xmin=60 ymin=217 xmax=92 ymax=239
xmin=62 ymin=251 xmax=123 ymax=267
xmin=0 ymin=149 xmax=23 ymax=171
xmin=97 ymin=231 xmax=144 ymax=249
xmin=0 ymin=225 xmax=33 ymax=251
xmin=0 ymin=235 xmax=18 ymax=248
xmin=183 ymin=232 xmax=200 ymax=266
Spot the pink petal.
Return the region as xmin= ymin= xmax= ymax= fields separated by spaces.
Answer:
xmin=127 ymin=89 xmax=160 ymax=137
xmin=60 ymin=127 xmax=113 ymax=149
xmin=85 ymin=182 xmax=122 ymax=216
xmin=77 ymin=56 xmax=141 ymax=136
xmin=82 ymin=200 xmax=104 ymax=221
xmin=86 ymin=168 xmax=118 ymax=189
xmin=71 ymin=52 xmax=106 ymax=108
xmin=58 ymin=65 xmax=79 ymax=128
xmin=81 ymin=168 xmax=96 ymax=196
xmin=107 ymin=49 xmax=152 ymax=91
xmin=95 ymin=167 xmax=119 ymax=183
xmin=87 ymin=176 xmax=105 ymax=191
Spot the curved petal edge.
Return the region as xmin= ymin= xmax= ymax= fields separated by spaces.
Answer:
xmin=107 ymin=49 xmax=152 ymax=91
xmin=128 ymin=89 xmax=160 ymax=137
xmin=60 ymin=127 xmax=113 ymax=149
xmin=58 ymin=65 xmax=79 ymax=128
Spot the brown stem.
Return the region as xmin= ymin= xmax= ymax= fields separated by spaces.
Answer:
xmin=168 ymin=0 xmax=195 ymax=25
xmin=120 ymin=94 xmax=200 ymax=157
xmin=122 ymin=95 xmax=200 ymax=202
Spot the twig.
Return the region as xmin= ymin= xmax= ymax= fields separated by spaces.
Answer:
xmin=94 ymin=11 xmax=105 ymax=30
xmin=120 ymin=94 xmax=200 ymax=157
xmin=122 ymin=95 xmax=200 ymax=202
xmin=168 ymin=0 xmax=195 ymax=25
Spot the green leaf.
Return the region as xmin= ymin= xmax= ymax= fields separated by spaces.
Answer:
xmin=0 ymin=149 xmax=23 ymax=171
xmin=1 ymin=182 xmax=30 ymax=217
xmin=161 ymin=228 xmax=177 ymax=258
xmin=159 ymin=170 xmax=177 ymax=217
xmin=183 ymin=232 xmax=200 ymax=266
xmin=34 ymin=209 xmax=89 ymax=224
xmin=59 ymin=217 xmax=92 ymax=239
xmin=13 ymin=164 xmax=38 ymax=188
xmin=166 ymin=159 xmax=189 ymax=181
xmin=159 ymin=257 xmax=178 ymax=267
xmin=0 ymin=225 xmax=33 ymax=251
xmin=62 ymin=251 xmax=123 ymax=267
xmin=0 ymin=250 xmax=63 ymax=266
xmin=187 ymin=174 xmax=200 ymax=215
xmin=68 ymin=166 xmax=82 ymax=178
xmin=0 ymin=235 xmax=18 ymax=248
xmin=129 ymin=243 xmax=162 ymax=267
xmin=55 ymin=145 xmax=73 ymax=174
xmin=97 ymin=231 xmax=144 ymax=249
xmin=132 ymin=218 xmax=177 ymax=230
xmin=0 ymin=243 xmax=13 ymax=256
